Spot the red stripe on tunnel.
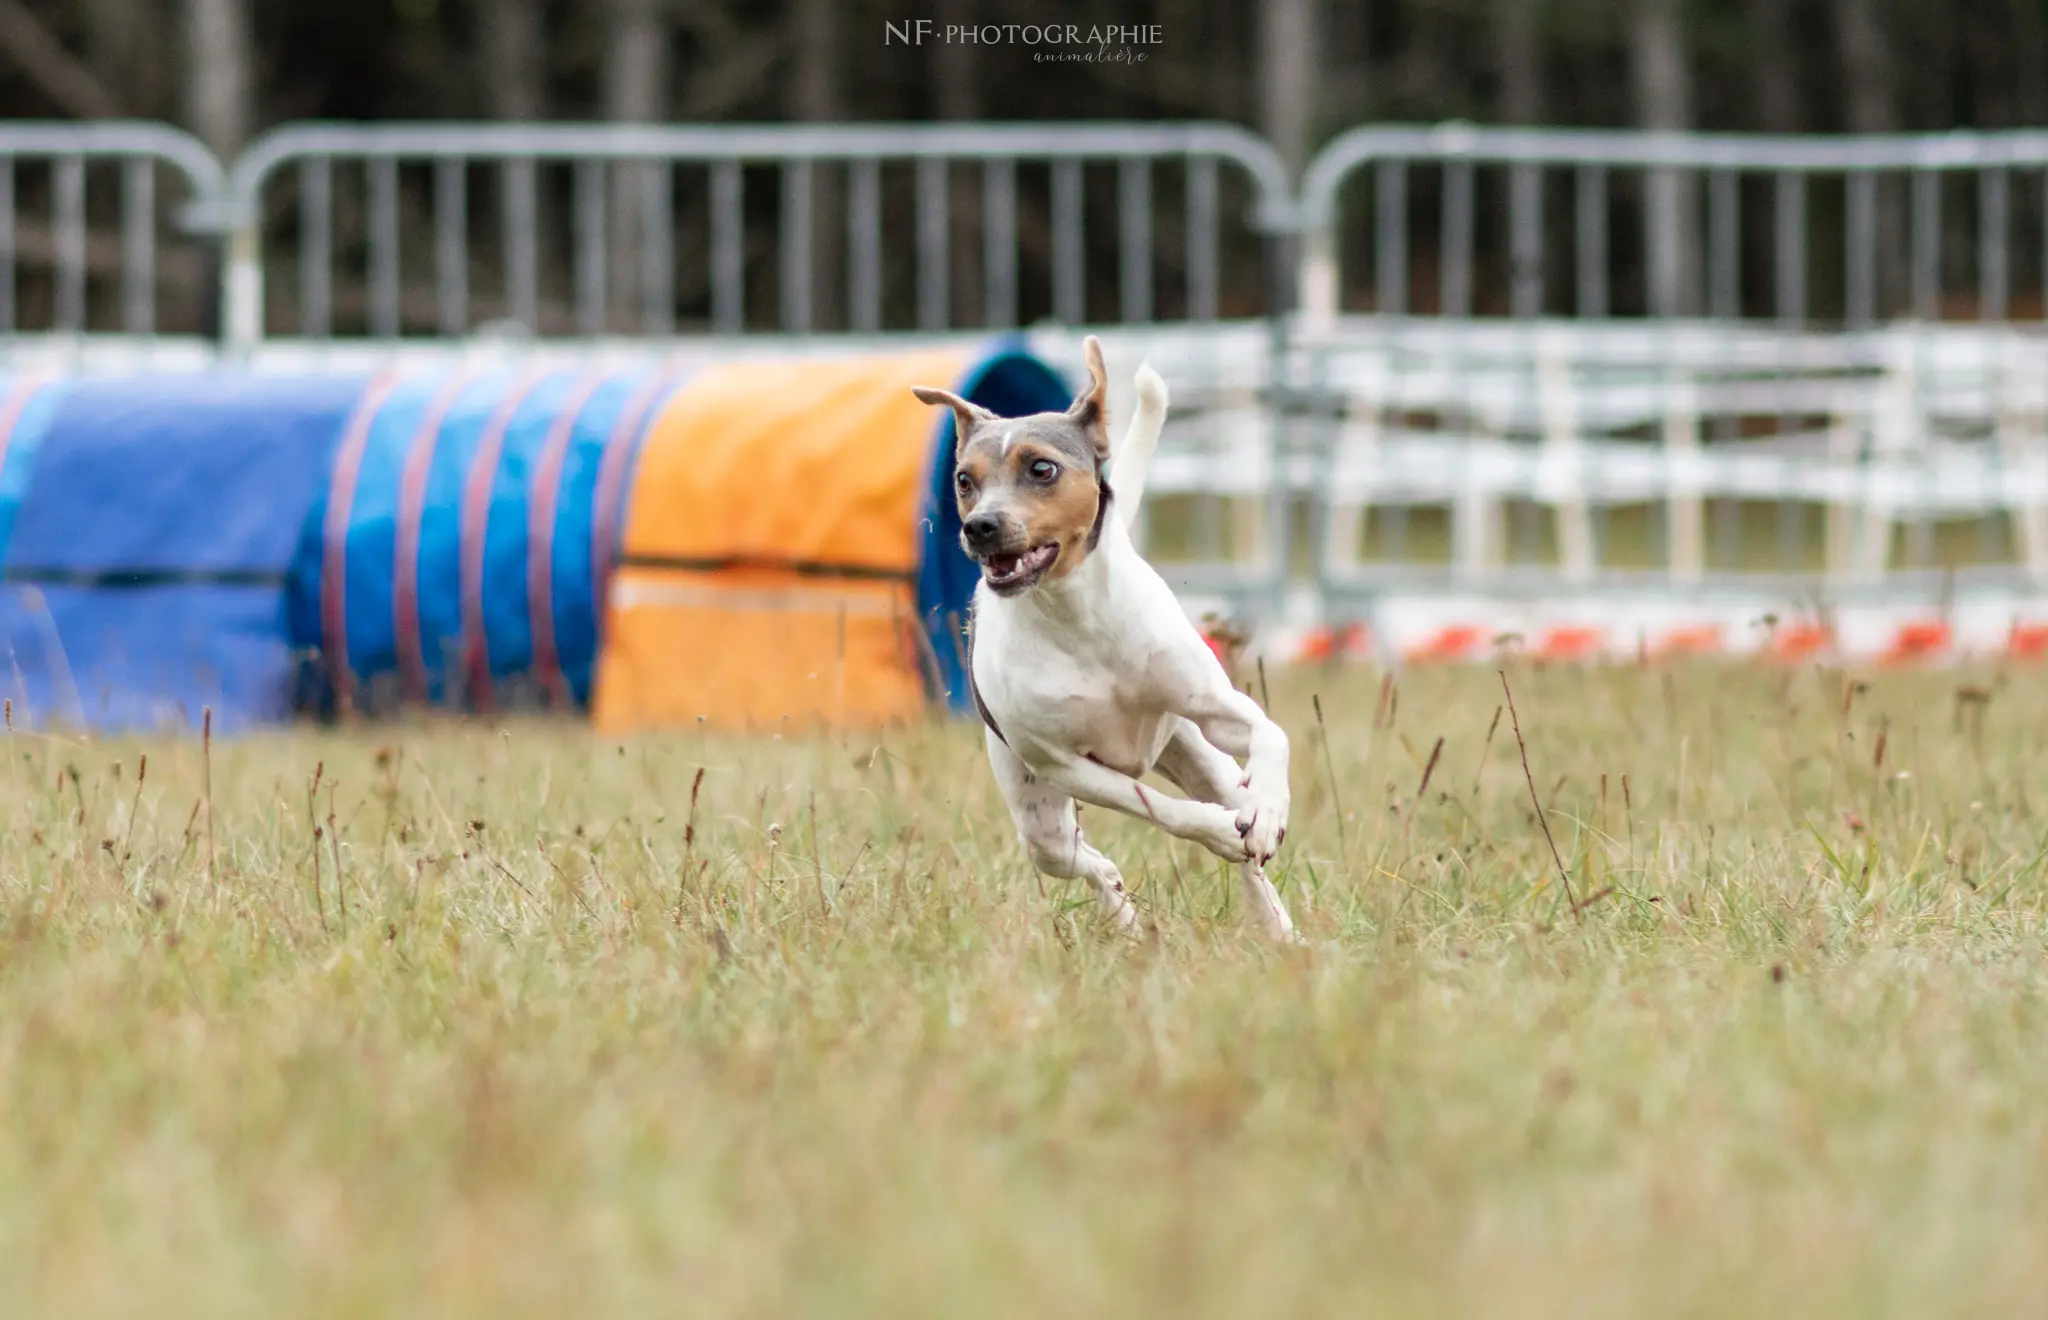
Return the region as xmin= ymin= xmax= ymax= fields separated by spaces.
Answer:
xmin=527 ymin=371 xmax=609 ymax=709
xmin=319 ymin=372 xmax=404 ymax=717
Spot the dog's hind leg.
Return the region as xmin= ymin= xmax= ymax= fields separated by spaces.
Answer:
xmin=988 ymin=730 xmax=1142 ymax=936
xmin=1153 ymin=720 xmax=1299 ymax=944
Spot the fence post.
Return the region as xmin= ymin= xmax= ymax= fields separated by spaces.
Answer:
xmin=1537 ymin=333 xmax=1593 ymax=581
xmin=1295 ymin=138 xmax=1350 ymax=336
xmin=1857 ymin=336 xmax=1920 ymax=580
xmin=1453 ymin=420 xmax=1499 ymax=583
xmin=1824 ymin=408 xmax=1862 ymax=581
xmin=1322 ymin=382 xmax=1379 ymax=583
xmin=1997 ymin=343 xmax=2048 ymax=581
xmin=1258 ymin=227 xmax=1295 ymax=600
xmin=1664 ymin=377 xmax=1703 ymax=582
xmin=1300 ymin=223 xmax=1339 ymax=335
xmin=223 ymin=213 xmax=262 ymax=354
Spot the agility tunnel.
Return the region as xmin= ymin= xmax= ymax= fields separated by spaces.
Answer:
xmin=590 ymin=343 xmax=1071 ymax=732
xmin=0 ymin=374 xmax=362 ymax=732
xmin=0 ymin=365 xmax=675 ymax=731
xmin=0 ymin=342 xmax=1070 ymax=733
xmin=291 ymin=364 xmax=682 ymax=716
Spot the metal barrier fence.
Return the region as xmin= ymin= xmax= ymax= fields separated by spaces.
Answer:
xmin=218 ymin=122 xmax=1296 ymax=349
xmin=1300 ymin=125 xmax=2048 ymax=327
xmin=3 ymin=120 xmax=2048 ymax=345
xmin=1283 ymin=323 xmax=2048 ymax=601
xmin=2 ymin=119 xmax=2048 ymax=633
xmin=0 ymin=122 xmax=225 ymax=337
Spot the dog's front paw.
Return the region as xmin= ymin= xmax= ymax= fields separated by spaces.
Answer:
xmin=1189 ymin=803 xmax=1253 ymax=863
xmin=1235 ymin=795 xmax=1289 ymax=864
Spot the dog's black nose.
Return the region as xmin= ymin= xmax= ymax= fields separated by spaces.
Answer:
xmin=962 ymin=513 xmax=1003 ymax=551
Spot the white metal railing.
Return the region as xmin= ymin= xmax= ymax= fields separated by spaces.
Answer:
xmin=1117 ymin=321 xmax=2048 ymax=607
xmin=0 ymin=121 xmax=225 ymax=336
xmin=218 ymin=121 xmax=1297 ymax=350
xmin=1299 ymin=124 xmax=2048 ymax=329
xmin=5 ymin=120 xmax=2048 ymax=342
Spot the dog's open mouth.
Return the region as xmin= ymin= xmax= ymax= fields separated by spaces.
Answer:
xmin=980 ymin=542 xmax=1059 ymax=592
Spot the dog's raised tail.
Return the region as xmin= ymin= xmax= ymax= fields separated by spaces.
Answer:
xmin=1111 ymin=362 xmax=1167 ymax=529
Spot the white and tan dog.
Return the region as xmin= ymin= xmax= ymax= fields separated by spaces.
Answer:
xmin=913 ymin=337 xmax=1296 ymax=942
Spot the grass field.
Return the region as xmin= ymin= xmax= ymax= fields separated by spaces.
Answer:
xmin=3 ymin=662 xmax=2047 ymax=1317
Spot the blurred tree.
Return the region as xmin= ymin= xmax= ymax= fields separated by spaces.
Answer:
xmin=1628 ymin=0 xmax=1692 ymax=136
xmin=480 ymin=0 xmax=545 ymax=121
xmin=0 ymin=0 xmax=2032 ymax=143
xmin=1495 ymin=0 xmax=1543 ymax=125
xmin=0 ymin=0 xmax=122 ymax=118
xmin=182 ymin=0 xmax=252 ymax=155
xmin=1832 ymin=0 xmax=1895 ymax=134
xmin=934 ymin=0 xmax=978 ymax=121
xmin=607 ymin=0 xmax=667 ymax=128
xmin=607 ymin=0 xmax=669 ymax=323
xmin=2015 ymin=0 xmax=2048 ymax=126
xmin=1832 ymin=0 xmax=1905 ymax=312
xmin=792 ymin=0 xmax=841 ymax=328
xmin=933 ymin=0 xmax=978 ymax=325
xmin=1630 ymin=0 xmax=1697 ymax=313
xmin=1260 ymin=0 xmax=1321 ymax=173
xmin=1745 ymin=0 xmax=1800 ymax=131
xmin=1835 ymin=0 xmax=1892 ymax=134
xmin=790 ymin=0 xmax=837 ymax=122
xmin=1208 ymin=0 xmax=1254 ymax=122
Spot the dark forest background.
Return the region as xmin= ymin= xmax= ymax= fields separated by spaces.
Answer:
xmin=3 ymin=0 xmax=2038 ymax=163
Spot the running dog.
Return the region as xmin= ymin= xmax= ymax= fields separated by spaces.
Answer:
xmin=912 ymin=337 xmax=1297 ymax=941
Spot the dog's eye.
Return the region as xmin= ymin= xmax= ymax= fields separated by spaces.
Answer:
xmin=1028 ymin=459 xmax=1059 ymax=482
xmin=954 ymin=471 xmax=975 ymax=496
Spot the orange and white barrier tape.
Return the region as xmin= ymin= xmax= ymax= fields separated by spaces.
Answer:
xmin=1229 ymin=594 xmax=2048 ymax=668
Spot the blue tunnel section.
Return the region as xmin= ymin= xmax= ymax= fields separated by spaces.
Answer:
xmin=0 ymin=377 xmax=65 ymax=562
xmin=914 ymin=343 xmax=1075 ymax=714
xmin=289 ymin=365 xmax=679 ymax=715
xmin=0 ymin=375 xmax=365 ymax=732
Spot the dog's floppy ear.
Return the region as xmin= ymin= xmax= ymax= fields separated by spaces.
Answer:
xmin=1066 ymin=335 xmax=1112 ymax=462
xmin=912 ymin=386 xmax=996 ymax=456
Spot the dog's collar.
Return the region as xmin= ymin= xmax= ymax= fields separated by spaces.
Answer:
xmin=964 ymin=612 xmax=1008 ymax=748
xmin=1085 ymin=461 xmax=1114 ymax=553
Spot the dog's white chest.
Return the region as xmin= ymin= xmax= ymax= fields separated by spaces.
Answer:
xmin=971 ymin=588 xmax=1175 ymax=779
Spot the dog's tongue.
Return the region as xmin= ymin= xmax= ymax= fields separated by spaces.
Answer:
xmin=988 ymin=553 xmax=1021 ymax=577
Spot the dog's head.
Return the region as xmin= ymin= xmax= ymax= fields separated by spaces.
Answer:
xmin=913 ymin=336 xmax=1113 ymax=598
